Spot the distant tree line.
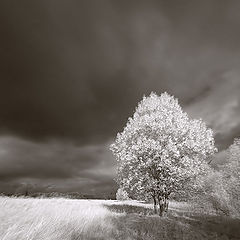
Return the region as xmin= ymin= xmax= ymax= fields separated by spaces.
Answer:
xmin=0 ymin=191 xmax=116 ymax=200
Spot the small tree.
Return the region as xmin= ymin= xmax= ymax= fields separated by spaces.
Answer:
xmin=110 ymin=92 xmax=216 ymax=216
xmin=193 ymin=169 xmax=231 ymax=216
xmin=223 ymin=138 xmax=240 ymax=180
xmin=221 ymin=138 xmax=240 ymax=215
xmin=116 ymin=188 xmax=130 ymax=201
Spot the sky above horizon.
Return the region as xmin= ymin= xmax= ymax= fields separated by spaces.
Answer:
xmin=0 ymin=0 xmax=240 ymax=195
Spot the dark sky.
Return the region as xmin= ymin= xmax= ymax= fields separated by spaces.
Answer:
xmin=0 ymin=0 xmax=240 ymax=195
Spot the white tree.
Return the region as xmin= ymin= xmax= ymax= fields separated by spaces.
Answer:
xmin=116 ymin=188 xmax=130 ymax=201
xmin=221 ymin=138 xmax=240 ymax=215
xmin=110 ymin=92 xmax=217 ymax=216
xmin=224 ymin=138 xmax=240 ymax=180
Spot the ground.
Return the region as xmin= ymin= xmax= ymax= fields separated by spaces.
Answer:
xmin=0 ymin=197 xmax=239 ymax=240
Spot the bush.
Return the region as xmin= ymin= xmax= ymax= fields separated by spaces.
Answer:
xmin=188 ymin=139 xmax=240 ymax=217
xmin=116 ymin=188 xmax=130 ymax=201
xmin=188 ymin=170 xmax=232 ymax=216
xmin=220 ymin=138 xmax=240 ymax=217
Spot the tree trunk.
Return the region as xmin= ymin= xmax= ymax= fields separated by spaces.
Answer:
xmin=153 ymin=196 xmax=157 ymax=214
xmin=157 ymin=195 xmax=169 ymax=216
xmin=164 ymin=197 xmax=169 ymax=213
xmin=158 ymin=196 xmax=164 ymax=216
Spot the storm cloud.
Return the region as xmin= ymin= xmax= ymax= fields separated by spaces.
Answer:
xmin=0 ymin=136 xmax=116 ymax=194
xmin=0 ymin=0 xmax=240 ymax=194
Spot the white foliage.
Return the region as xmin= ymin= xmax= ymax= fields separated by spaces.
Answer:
xmin=116 ymin=188 xmax=130 ymax=201
xmin=224 ymin=138 xmax=240 ymax=179
xmin=221 ymin=138 xmax=240 ymax=215
xmin=110 ymin=92 xmax=217 ymax=200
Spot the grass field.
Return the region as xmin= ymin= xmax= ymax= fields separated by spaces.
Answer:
xmin=0 ymin=197 xmax=239 ymax=240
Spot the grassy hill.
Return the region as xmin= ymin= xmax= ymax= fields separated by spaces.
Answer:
xmin=0 ymin=197 xmax=239 ymax=240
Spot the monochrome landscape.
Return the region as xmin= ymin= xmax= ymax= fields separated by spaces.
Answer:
xmin=0 ymin=1 xmax=240 ymax=239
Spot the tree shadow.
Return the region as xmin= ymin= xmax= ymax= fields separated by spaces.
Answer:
xmin=104 ymin=204 xmax=240 ymax=239
xmin=104 ymin=204 xmax=154 ymax=215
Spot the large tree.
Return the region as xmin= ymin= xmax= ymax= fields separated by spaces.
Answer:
xmin=110 ymin=92 xmax=217 ymax=216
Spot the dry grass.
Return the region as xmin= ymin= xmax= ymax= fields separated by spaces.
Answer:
xmin=0 ymin=197 xmax=239 ymax=240
xmin=0 ymin=197 xmax=117 ymax=240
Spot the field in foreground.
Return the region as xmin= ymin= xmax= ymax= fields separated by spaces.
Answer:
xmin=0 ymin=197 xmax=239 ymax=240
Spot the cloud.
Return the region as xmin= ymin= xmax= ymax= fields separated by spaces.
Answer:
xmin=0 ymin=0 xmax=240 ymax=145
xmin=0 ymin=136 xmax=116 ymax=194
xmin=0 ymin=0 xmax=240 ymax=194
xmin=186 ymin=71 xmax=240 ymax=149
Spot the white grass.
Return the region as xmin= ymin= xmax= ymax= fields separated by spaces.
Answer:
xmin=0 ymin=197 xmax=118 ymax=240
xmin=1 ymin=197 xmax=238 ymax=240
xmin=0 ymin=197 xmax=189 ymax=240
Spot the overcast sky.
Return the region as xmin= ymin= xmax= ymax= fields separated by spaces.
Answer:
xmin=0 ymin=0 xmax=240 ymax=195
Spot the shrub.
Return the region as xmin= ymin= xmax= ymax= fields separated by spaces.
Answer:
xmin=221 ymin=138 xmax=240 ymax=217
xmin=116 ymin=188 xmax=130 ymax=201
xmin=190 ymin=168 xmax=237 ymax=216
